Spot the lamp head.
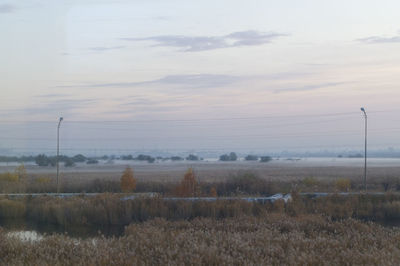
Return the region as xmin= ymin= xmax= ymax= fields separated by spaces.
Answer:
xmin=59 ymin=117 xmax=63 ymax=122
xmin=361 ymin=107 xmax=365 ymax=112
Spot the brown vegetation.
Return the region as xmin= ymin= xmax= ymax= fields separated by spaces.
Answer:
xmin=335 ymin=178 xmax=351 ymax=192
xmin=209 ymin=187 xmax=217 ymax=197
xmin=120 ymin=167 xmax=136 ymax=193
xmin=1 ymin=193 xmax=400 ymax=227
xmin=174 ymin=168 xmax=199 ymax=197
xmin=3 ymin=163 xmax=400 ymax=195
xmin=2 ymin=164 xmax=400 ymax=264
xmin=0 ymin=164 xmax=26 ymax=183
xmin=1 ymin=192 xmax=400 ymax=264
xmin=2 ymin=215 xmax=400 ymax=265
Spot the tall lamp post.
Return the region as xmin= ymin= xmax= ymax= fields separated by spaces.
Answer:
xmin=57 ymin=117 xmax=63 ymax=193
xmin=360 ymin=108 xmax=367 ymax=192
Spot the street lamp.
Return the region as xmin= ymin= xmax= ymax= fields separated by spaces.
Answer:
xmin=360 ymin=108 xmax=367 ymax=192
xmin=57 ymin=117 xmax=63 ymax=193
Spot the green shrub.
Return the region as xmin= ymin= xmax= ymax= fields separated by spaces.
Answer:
xmin=219 ymin=152 xmax=237 ymax=161
xmin=245 ymin=155 xmax=259 ymax=161
xmin=260 ymin=156 xmax=272 ymax=163
xmin=186 ymin=154 xmax=199 ymax=161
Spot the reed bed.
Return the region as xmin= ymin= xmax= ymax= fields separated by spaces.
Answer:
xmin=3 ymin=193 xmax=400 ymax=227
xmin=2 ymin=215 xmax=400 ymax=265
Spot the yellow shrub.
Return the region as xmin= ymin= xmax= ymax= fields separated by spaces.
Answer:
xmin=0 ymin=172 xmax=19 ymax=182
xmin=0 ymin=165 xmax=27 ymax=183
xmin=36 ymin=177 xmax=52 ymax=183
xmin=335 ymin=178 xmax=351 ymax=192
xmin=15 ymin=164 xmax=27 ymax=180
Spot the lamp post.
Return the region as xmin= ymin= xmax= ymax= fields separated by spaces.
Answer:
xmin=360 ymin=108 xmax=367 ymax=192
xmin=57 ymin=117 xmax=63 ymax=193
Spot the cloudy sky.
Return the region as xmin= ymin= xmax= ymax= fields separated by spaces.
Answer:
xmin=1 ymin=0 xmax=400 ymax=155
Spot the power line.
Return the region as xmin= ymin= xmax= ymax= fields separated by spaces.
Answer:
xmin=3 ymin=142 xmax=397 ymax=152
xmin=0 ymin=117 xmax=360 ymax=134
xmin=1 ymin=109 xmax=399 ymax=154
xmin=3 ymin=126 xmax=400 ymax=142
xmin=0 ymin=111 xmax=363 ymax=124
xmin=2 ymin=108 xmax=398 ymax=124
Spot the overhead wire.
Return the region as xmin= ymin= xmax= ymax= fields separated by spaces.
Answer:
xmin=0 ymin=109 xmax=399 ymax=153
xmin=0 ymin=107 xmax=397 ymax=124
xmin=0 ymin=110 xmax=363 ymax=124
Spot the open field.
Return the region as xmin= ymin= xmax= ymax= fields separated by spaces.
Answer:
xmin=1 ymin=158 xmax=400 ymax=194
xmin=2 ymin=158 xmax=400 ymax=182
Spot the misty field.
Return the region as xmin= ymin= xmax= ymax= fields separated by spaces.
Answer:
xmin=2 ymin=159 xmax=400 ymax=194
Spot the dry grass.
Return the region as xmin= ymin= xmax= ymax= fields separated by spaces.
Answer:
xmin=2 ymin=163 xmax=400 ymax=193
xmin=2 ymin=215 xmax=400 ymax=265
xmin=1 ymin=193 xmax=400 ymax=264
xmin=1 ymin=163 xmax=400 ymax=264
xmin=1 ymin=193 xmax=400 ymax=228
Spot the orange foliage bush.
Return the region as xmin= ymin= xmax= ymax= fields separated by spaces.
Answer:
xmin=210 ymin=187 xmax=217 ymax=197
xmin=120 ymin=167 xmax=136 ymax=193
xmin=175 ymin=168 xmax=199 ymax=197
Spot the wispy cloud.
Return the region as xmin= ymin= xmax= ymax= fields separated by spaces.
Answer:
xmin=273 ymin=82 xmax=344 ymax=94
xmin=121 ymin=30 xmax=288 ymax=52
xmin=0 ymin=4 xmax=15 ymax=13
xmin=23 ymin=99 xmax=96 ymax=115
xmin=357 ymin=32 xmax=400 ymax=44
xmin=56 ymin=74 xmax=243 ymax=90
xmin=146 ymin=74 xmax=241 ymax=88
xmin=153 ymin=16 xmax=171 ymax=21
xmin=0 ymin=99 xmax=96 ymax=118
xmin=88 ymin=46 xmax=125 ymax=52
xmin=54 ymin=72 xmax=308 ymax=91
xmin=35 ymin=93 xmax=72 ymax=98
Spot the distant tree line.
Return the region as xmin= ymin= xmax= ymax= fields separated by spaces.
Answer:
xmin=0 ymin=155 xmax=36 ymax=163
xmin=219 ymin=152 xmax=238 ymax=161
xmin=120 ymin=154 xmax=202 ymax=163
xmin=0 ymin=152 xmax=273 ymax=166
xmin=121 ymin=154 xmax=155 ymax=163
xmin=34 ymin=154 xmax=95 ymax=167
xmin=219 ymin=152 xmax=272 ymax=163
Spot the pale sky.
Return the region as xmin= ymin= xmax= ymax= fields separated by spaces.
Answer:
xmin=1 ymin=0 xmax=400 ymax=155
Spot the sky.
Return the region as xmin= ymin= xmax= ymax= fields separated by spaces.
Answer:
xmin=1 ymin=0 xmax=400 ymax=156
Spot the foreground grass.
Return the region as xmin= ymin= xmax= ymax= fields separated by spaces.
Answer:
xmin=2 ymin=215 xmax=400 ymax=265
